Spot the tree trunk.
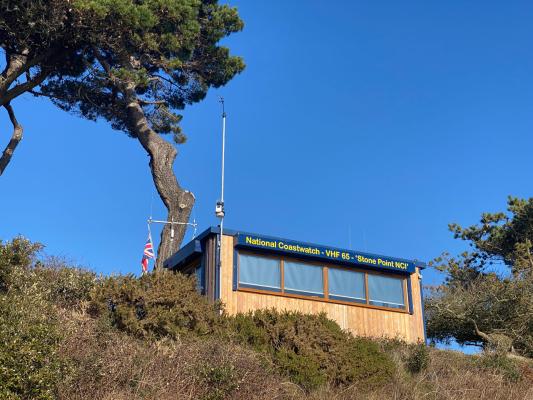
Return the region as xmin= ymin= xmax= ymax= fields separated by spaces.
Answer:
xmin=0 ymin=104 xmax=23 ymax=176
xmin=125 ymin=90 xmax=195 ymax=269
xmin=0 ymin=52 xmax=29 ymax=176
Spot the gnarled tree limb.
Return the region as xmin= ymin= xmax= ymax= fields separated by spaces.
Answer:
xmin=92 ymin=47 xmax=196 ymax=267
xmin=0 ymin=68 xmax=49 ymax=107
xmin=123 ymin=83 xmax=195 ymax=269
xmin=0 ymin=103 xmax=23 ymax=176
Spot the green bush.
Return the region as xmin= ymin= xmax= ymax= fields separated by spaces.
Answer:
xmin=0 ymin=238 xmax=72 ymax=399
xmin=405 ymin=343 xmax=430 ymax=374
xmin=0 ymin=237 xmax=95 ymax=310
xmin=88 ymin=270 xmax=223 ymax=339
xmin=273 ymin=347 xmax=325 ymax=389
xmin=477 ymin=352 xmax=522 ymax=382
xmin=228 ymin=309 xmax=395 ymax=390
xmin=32 ymin=258 xmax=96 ymax=309
xmin=0 ymin=237 xmax=43 ymax=293
xmin=197 ymin=362 xmax=239 ymax=400
xmin=0 ymin=294 xmax=67 ymax=400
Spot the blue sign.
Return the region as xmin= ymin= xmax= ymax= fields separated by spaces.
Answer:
xmin=235 ymin=233 xmax=419 ymax=274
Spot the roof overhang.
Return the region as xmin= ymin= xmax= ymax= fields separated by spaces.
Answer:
xmin=164 ymin=226 xmax=426 ymax=273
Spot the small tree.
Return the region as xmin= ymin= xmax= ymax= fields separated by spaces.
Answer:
xmin=426 ymin=197 xmax=533 ymax=358
xmin=41 ymin=0 xmax=245 ymax=266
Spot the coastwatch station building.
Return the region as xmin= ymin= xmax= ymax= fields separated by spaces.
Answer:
xmin=164 ymin=227 xmax=426 ymax=344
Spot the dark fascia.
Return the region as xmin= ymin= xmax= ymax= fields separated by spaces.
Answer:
xmin=164 ymin=226 xmax=427 ymax=271
xmin=163 ymin=236 xmax=203 ymax=270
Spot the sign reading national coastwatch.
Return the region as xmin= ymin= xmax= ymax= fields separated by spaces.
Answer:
xmin=235 ymin=233 xmax=417 ymax=273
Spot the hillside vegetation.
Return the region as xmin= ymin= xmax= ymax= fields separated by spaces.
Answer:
xmin=1 ymin=238 xmax=532 ymax=400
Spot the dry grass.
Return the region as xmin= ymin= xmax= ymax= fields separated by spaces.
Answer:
xmin=300 ymin=348 xmax=533 ymax=400
xmin=57 ymin=309 xmax=289 ymax=400
xmin=56 ymin=308 xmax=533 ymax=400
xmin=6 ymin=239 xmax=530 ymax=400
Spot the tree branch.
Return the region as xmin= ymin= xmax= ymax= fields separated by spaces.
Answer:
xmin=0 ymin=49 xmax=29 ymax=92
xmin=0 ymin=103 xmax=23 ymax=176
xmin=470 ymin=319 xmax=492 ymax=344
xmin=0 ymin=68 xmax=49 ymax=107
xmin=138 ymin=99 xmax=167 ymax=106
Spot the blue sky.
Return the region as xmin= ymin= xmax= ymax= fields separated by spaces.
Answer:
xmin=1 ymin=0 xmax=532 ymax=296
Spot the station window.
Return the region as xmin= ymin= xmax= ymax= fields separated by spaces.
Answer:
xmin=368 ymin=274 xmax=405 ymax=309
xmin=237 ymin=252 xmax=407 ymax=311
xmin=328 ymin=268 xmax=366 ymax=303
xmin=195 ymin=264 xmax=205 ymax=295
xmin=238 ymin=254 xmax=281 ymax=291
xmin=284 ymin=261 xmax=324 ymax=297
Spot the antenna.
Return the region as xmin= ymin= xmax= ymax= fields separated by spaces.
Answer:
xmin=215 ymin=96 xmax=226 ymax=233
xmin=215 ymin=96 xmax=227 ymax=303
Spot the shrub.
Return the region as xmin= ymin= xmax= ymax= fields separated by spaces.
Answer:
xmin=273 ymin=347 xmax=326 ymax=389
xmin=88 ymin=270 xmax=223 ymax=339
xmin=0 ymin=294 xmax=67 ymax=400
xmin=58 ymin=317 xmax=285 ymax=400
xmin=197 ymin=362 xmax=239 ymax=400
xmin=405 ymin=343 xmax=430 ymax=374
xmin=0 ymin=238 xmax=95 ymax=310
xmin=0 ymin=238 xmax=69 ymax=400
xmin=228 ymin=309 xmax=395 ymax=391
xmin=32 ymin=257 xmax=96 ymax=309
xmin=0 ymin=237 xmax=43 ymax=293
xmin=477 ymin=352 xmax=522 ymax=382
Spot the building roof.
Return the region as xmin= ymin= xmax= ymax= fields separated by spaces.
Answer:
xmin=164 ymin=226 xmax=426 ymax=274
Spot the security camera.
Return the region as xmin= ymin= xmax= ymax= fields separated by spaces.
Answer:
xmin=215 ymin=201 xmax=225 ymax=218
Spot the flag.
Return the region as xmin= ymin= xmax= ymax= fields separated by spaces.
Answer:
xmin=141 ymin=229 xmax=155 ymax=274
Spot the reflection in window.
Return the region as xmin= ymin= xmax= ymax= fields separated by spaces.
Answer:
xmin=195 ymin=264 xmax=205 ymax=295
xmin=237 ymin=252 xmax=407 ymax=311
xmin=328 ymin=268 xmax=365 ymax=303
xmin=239 ymin=254 xmax=281 ymax=290
xmin=284 ymin=261 xmax=324 ymax=297
xmin=368 ymin=274 xmax=405 ymax=309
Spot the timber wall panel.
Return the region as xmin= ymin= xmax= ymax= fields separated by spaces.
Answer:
xmin=219 ymin=235 xmax=425 ymax=343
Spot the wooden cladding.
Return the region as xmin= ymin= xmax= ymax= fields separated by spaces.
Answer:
xmin=219 ymin=235 xmax=426 ymax=344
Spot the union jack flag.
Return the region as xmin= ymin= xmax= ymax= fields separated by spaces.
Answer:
xmin=141 ymin=230 xmax=154 ymax=274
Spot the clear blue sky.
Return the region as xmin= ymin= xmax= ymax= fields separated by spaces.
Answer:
xmin=1 ymin=0 xmax=532 ymax=292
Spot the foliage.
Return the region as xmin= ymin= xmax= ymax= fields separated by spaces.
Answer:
xmin=40 ymin=0 xmax=245 ymax=261
xmin=426 ymin=197 xmax=533 ymax=357
xmin=477 ymin=352 xmax=522 ymax=382
xmin=88 ymin=270 xmax=222 ymax=339
xmin=3 ymin=236 xmax=533 ymax=399
xmin=0 ymin=294 xmax=67 ymax=400
xmin=0 ymin=0 xmax=244 ymax=140
xmin=0 ymin=237 xmax=43 ymax=292
xmin=0 ymin=238 xmax=68 ymax=400
xmin=0 ymin=1 xmax=99 ymax=176
xmin=43 ymin=0 xmax=245 ymax=143
xmin=197 ymin=360 xmax=239 ymax=400
xmin=0 ymin=0 xmax=89 ymax=97
xmin=404 ymin=343 xmax=430 ymax=374
xmin=31 ymin=257 xmax=96 ymax=309
xmin=228 ymin=309 xmax=396 ymax=391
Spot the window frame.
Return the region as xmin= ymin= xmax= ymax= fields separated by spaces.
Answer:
xmin=237 ymin=250 xmax=409 ymax=313
xmin=237 ymin=252 xmax=282 ymax=292
xmin=327 ymin=266 xmax=367 ymax=304
xmin=366 ymin=270 xmax=408 ymax=310
xmin=283 ymin=259 xmax=325 ymax=298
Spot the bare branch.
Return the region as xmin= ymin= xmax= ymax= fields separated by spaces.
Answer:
xmin=0 ymin=103 xmax=23 ymax=176
xmin=1 ymin=68 xmax=49 ymax=106
xmin=138 ymin=99 xmax=167 ymax=106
